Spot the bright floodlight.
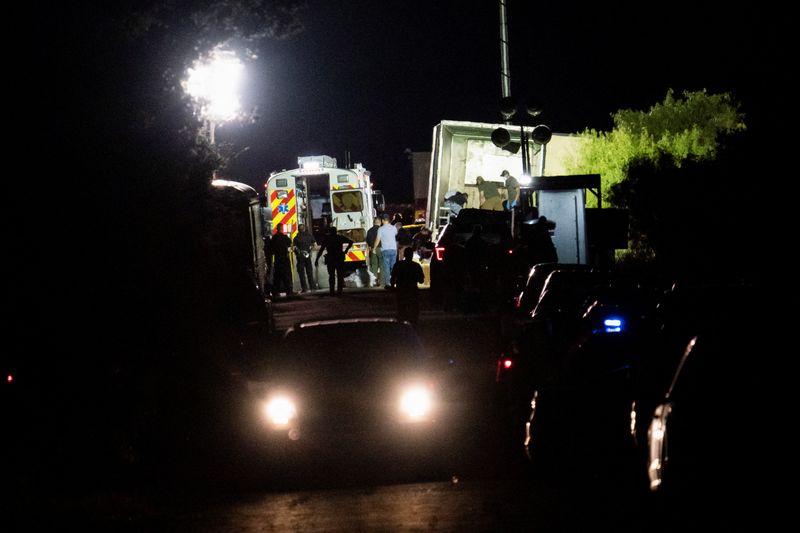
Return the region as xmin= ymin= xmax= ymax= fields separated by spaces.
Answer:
xmin=264 ymin=396 xmax=297 ymax=426
xmin=184 ymin=49 xmax=244 ymax=122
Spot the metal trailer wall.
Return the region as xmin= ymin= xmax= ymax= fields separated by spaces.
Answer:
xmin=537 ymin=189 xmax=588 ymax=264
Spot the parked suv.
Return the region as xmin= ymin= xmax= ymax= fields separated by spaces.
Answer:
xmin=428 ymin=209 xmax=514 ymax=310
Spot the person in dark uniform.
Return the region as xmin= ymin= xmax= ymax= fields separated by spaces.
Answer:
xmin=315 ymin=226 xmax=353 ymax=295
xmin=463 ymin=224 xmax=489 ymax=311
xmin=411 ymin=225 xmax=433 ymax=259
xmin=262 ymin=232 xmax=273 ymax=297
xmin=390 ymin=247 xmax=425 ymax=324
xmin=526 ymin=216 xmax=558 ymax=265
xmin=293 ymin=223 xmax=317 ymax=293
xmin=366 ymin=216 xmax=382 ymax=287
xmin=395 ymin=221 xmax=413 ymax=264
xmin=270 ymin=225 xmax=293 ymax=296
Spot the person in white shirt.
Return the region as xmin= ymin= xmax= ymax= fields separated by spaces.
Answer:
xmin=372 ymin=213 xmax=398 ymax=289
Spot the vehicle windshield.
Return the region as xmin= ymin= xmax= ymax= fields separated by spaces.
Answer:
xmin=278 ymin=322 xmax=426 ymax=381
xmin=331 ymin=191 xmax=364 ymax=213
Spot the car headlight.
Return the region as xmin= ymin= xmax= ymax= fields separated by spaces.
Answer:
xmin=264 ymin=396 xmax=297 ymax=426
xmin=399 ymin=385 xmax=433 ymax=421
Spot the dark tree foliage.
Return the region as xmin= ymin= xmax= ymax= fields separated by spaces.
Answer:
xmin=7 ymin=2 xmax=305 ymax=485
xmin=609 ymin=132 xmax=765 ymax=285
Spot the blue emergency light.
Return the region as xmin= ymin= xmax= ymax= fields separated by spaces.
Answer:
xmin=603 ymin=318 xmax=624 ymax=333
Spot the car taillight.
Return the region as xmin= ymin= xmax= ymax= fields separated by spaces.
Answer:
xmin=434 ymin=246 xmax=445 ymax=261
xmin=496 ymin=357 xmax=513 ymax=381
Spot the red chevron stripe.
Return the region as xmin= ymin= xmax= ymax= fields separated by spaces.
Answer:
xmin=270 ymin=188 xmax=295 ymax=203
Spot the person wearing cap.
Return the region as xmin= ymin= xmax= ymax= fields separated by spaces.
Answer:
xmin=502 ymin=170 xmax=520 ymax=210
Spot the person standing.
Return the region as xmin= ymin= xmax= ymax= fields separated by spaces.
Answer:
xmin=411 ymin=225 xmax=433 ymax=259
xmin=476 ymin=176 xmax=503 ymax=211
xmin=391 ymin=247 xmax=425 ymax=324
xmin=293 ymin=223 xmax=317 ymax=293
xmin=270 ymin=226 xmax=293 ymax=296
xmin=502 ymin=170 xmax=520 ymax=211
xmin=366 ymin=216 xmax=382 ymax=288
xmin=527 ymin=216 xmax=558 ymax=265
xmin=262 ymin=232 xmax=273 ymax=297
xmin=395 ymin=221 xmax=412 ymax=265
xmin=373 ymin=213 xmax=398 ymax=290
xmin=315 ymin=226 xmax=353 ymax=295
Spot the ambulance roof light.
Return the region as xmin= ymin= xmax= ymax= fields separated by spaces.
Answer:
xmin=298 ymin=155 xmax=337 ymax=169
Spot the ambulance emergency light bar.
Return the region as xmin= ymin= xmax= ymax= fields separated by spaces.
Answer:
xmin=299 ymin=155 xmax=337 ymax=171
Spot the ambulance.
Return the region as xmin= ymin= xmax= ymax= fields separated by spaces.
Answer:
xmin=265 ymin=155 xmax=383 ymax=272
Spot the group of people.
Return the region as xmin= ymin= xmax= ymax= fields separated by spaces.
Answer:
xmin=368 ymin=213 xmax=426 ymax=323
xmin=367 ymin=214 xmax=430 ymax=286
xmin=265 ymin=223 xmax=353 ymax=297
xmin=477 ymin=169 xmax=520 ymax=211
xmin=445 ymin=169 xmax=520 ymax=216
xmin=265 ymin=214 xmax=429 ymax=323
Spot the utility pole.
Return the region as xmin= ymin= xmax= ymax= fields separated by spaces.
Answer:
xmin=499 ymin=0 xmax=511 ymax=103
xmin=494 ymin=0 xmax=551 ymax=221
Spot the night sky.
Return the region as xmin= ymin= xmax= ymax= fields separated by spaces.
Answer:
xmin=216 ymin=1 xmax=781 ymax=202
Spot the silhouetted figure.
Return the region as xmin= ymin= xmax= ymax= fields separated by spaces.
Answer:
xmin=293 ymin=223 xmax=317 ymax=293
xmin=477 ymin=176 xmax=503 ymax=211
xmin=270 ymin=226 xmax=293 ymax=296
xmin=412 ymin=226 xmax=433 ymax=259
xmin=526 ymin=216 xmax=558 ymax=265
xmin=262 ymin=233 xmax=273 ymax=296
xmin=464 ymin=224 xmax=489 ymax=310
xmin=315 ymin=226 xmax=353 ymax=295
xmin=395 ymin=222 xmax=412 ymax=263
xmin=366 ymin=216 xmax=383 ymax=287
xmin=391 ymin=247 xmax=425 ymax=324
xmin=442 ymin=241 xmax=467 ymax=312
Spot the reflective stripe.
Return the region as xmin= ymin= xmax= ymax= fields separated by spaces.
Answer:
xmin=270 ymin=189 xmax=297 ymax=236
xmin=346 ymin=250 xmax=366 ymax=262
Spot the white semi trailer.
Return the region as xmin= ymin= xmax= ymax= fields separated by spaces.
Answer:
xmin=426 ymin=120 xmax=595 ymax=263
